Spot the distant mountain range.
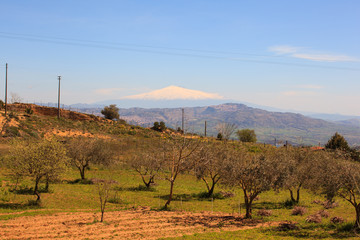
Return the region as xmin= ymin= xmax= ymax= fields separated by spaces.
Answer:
xmin=35 ymin=85 xmax=360 ymax=145
xmin=110 ymin=103 xmax=360 ymax=146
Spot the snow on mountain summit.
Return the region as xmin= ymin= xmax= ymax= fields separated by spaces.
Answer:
xmin=121 ymin=86 xmax=224 ymax=100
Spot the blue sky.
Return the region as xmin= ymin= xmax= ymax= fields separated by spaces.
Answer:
xmin=0 ymin=0 xmax=359 ymax=115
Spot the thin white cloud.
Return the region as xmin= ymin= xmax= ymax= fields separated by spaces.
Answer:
xmin=269 ymin=45 xmax=359 ymax=62
xmin=282 ymin=91 xmax=318 ymax=97
xmin=282 ymin=84 xmax=324 ymax=97
xmin=296 ymin=85 xmax=324 ymax=89
xmin=268 ymin=45 xmax=300 ymax=55
xmin=94 ymin=88 xmax=124 ymax=95
xmin=293 ymin=53 xmax=358 ymax=62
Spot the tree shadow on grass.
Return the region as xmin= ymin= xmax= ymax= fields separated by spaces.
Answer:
xmin=159 ymin=193 xmax=193 ymax=202
xmin=251 ymin=201 xmax=285 ymax=210
xmin=193 ymin=192 xmax=228 ymax=201
xmin=157 ymin=192 xmax=230 ymax=202
xmin=114 ymin=185 xmax=157 ymax=192
xmin=66 ymin=179 xmax=94 ymax=185
xmin=9 ymin=186 xmax=50 ymax=195
xmin=0 ymin=200 xmax=41 ymax=210
xmin=265 ymin=222 xmax=359 ymax=239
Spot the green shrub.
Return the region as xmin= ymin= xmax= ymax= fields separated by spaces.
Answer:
xmin=6 ymin=126 xmax=20 ymax=137
xmin=25 ymin=107 xmax=34 ymax=115
xmin=0 ymin=188 xmax=11 ymax=202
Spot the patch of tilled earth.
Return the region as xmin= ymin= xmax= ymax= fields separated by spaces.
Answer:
xmin=0 ymin=207 xmax=278 ymax=239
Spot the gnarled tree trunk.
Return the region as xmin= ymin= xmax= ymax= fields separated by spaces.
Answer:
xmin=355 ymin=204 xmax=360 ymax=229
xmin=165 ymin=180 xmax=175 ymax=208
xmin=34 ymin=176 xmax=41 ymax=201
xmin=79 ymin=166 xmax=86 ymax=180
xmin=243 ymin=190 xmax=258 ymax=219
xmin=289 ymin=184 xmax=302 ymax=203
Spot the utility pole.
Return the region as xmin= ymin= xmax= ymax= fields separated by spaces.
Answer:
xmin=5 ymin=63 xmax=8 ymax=116
xmin=204 ymin=121 xmax=207 ymax=137
xmin=57 ymin=76 xmax=61 ymax=119
xmin=181 ymin=108 xmax=184 ymax=134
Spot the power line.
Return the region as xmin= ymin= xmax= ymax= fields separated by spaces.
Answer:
xmin=0 ymin=32 xmax=359 ymax=71
xmin=0 ymin=31 xmax=288 ymax=58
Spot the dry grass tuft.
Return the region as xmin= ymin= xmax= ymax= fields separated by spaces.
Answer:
xmin=305 ymin=214 xmax=322 ymax=223
xmin=317 ymin=209 xmax=329 ymax=218
xmin=330 ymin=216 xmax=344 ymax=224
xmin=291 ymin=206 xmax=307 ymax=216
xmin=256 ymin=209 xmax=272 ymax=217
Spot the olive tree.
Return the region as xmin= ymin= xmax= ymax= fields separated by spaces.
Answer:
xmin=277 ymin=147 xmax=315 ymax=204
xmin=222 ymin=146 xmax=279 ymax=218
xmin=163 ymin=137 xmax=200 ymax=208
xmin=310 ymin=151 xmax=342 ymax=202
xmin=129 ymin=140 xmax=165 ymax=188
xmin=337 ymin=161 xmax=360 ymax=229
xmin=8 ymin=138 xmax=68 ymax=201
xmin=193 ymin=141 xmax=229 ymax=197
xmin=311 ymin=152 xmax=360 ymax=229
xmin=66 ymin=137 xmax=115 ymax=180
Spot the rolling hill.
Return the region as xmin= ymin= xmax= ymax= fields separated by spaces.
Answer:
xmin=115 ymin=103 xmax=360 ymax=146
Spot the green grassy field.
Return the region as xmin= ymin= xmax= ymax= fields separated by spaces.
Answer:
xmin=0 ymin=166 xmax=359 ymax=239
xmin=0 ymin=107 xmax=359 ymax=239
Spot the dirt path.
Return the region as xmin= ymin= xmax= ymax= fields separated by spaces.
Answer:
xmin=0 ymin=207 xmax=280 ymax=239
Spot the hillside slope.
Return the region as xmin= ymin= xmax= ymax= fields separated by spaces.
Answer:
xmin=0 ymin=103 xmax=163 ymax=142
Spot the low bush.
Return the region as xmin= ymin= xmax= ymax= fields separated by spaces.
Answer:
xmin=323 ymin=200 xmax=339 ymax=209
xmin=219 ymin=191 xmax=235 ymax=198
xmin=317 ymin=209 xmax=330 ymax=218
xmin=312 ymin=199 xmax=339 ymax=209
xmin=305 ymin=214 xmax=322 ymax=223
xmin=5 ymin=126 xmax=20 ymax=137
xmin=25 ymin=107 xmax=33 ymax=115
xmin=256 ymin=209 xmax=272 ymax=217
xmin=330 ymin=216 xmax=345 ymax=224
xmin=312 ymin=199 xmax=322 ymax=205
xmin=276 ymin=222 xmax=299 ymax=231
xmin=291 ymin=206 xmax=307 ymax=216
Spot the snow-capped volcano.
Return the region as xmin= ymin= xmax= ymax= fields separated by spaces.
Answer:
xmin=121 ymin=86 xmax=224 ymax=100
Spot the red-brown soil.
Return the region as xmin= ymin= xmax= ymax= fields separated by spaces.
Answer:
xmin=0 ymin=207 xmax=280 ymax=239
xmin=7 ymin=103 xmax=102 ymax=121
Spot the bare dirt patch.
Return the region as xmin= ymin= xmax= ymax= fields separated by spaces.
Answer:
xmin=0 ymin=207 xmax=280 ymax=239
xmin=45 ymin=129 xmax=110 ymax=139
